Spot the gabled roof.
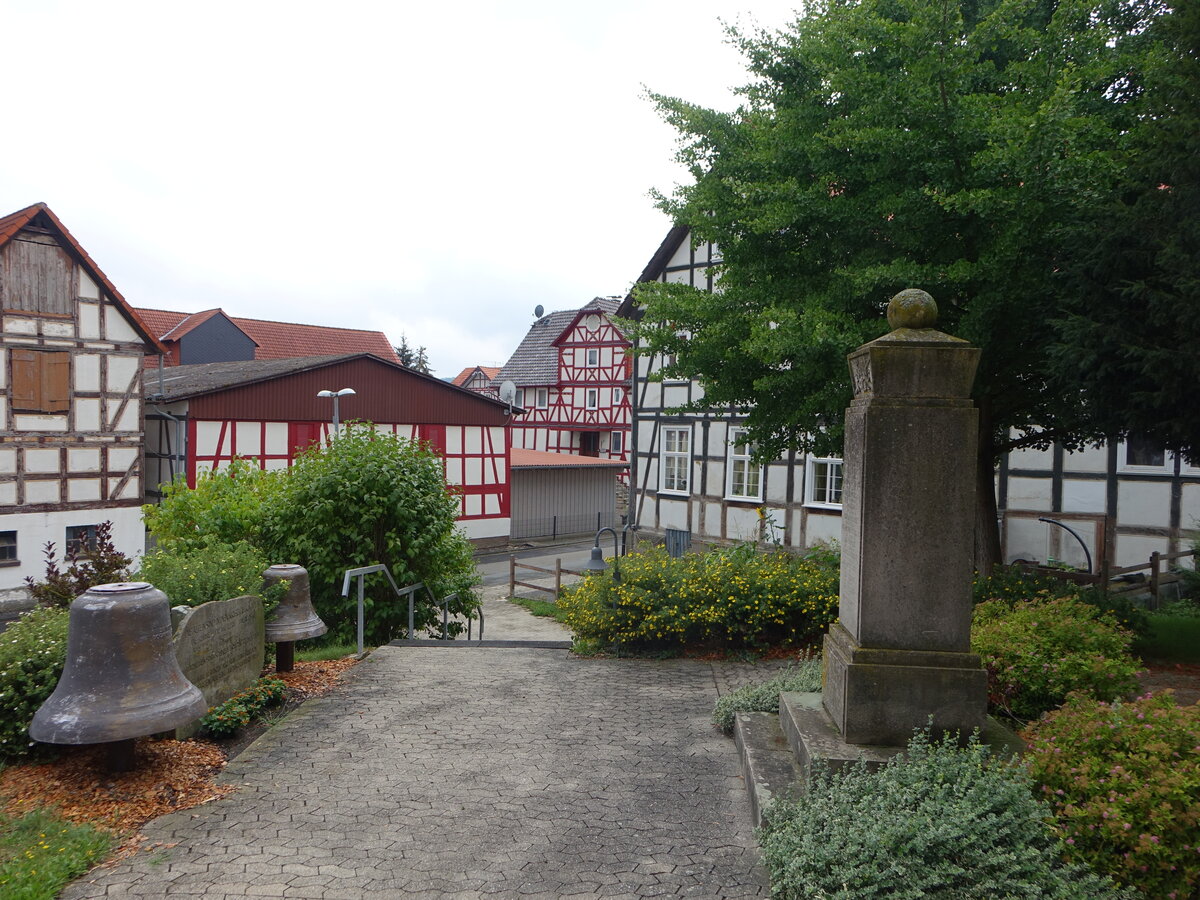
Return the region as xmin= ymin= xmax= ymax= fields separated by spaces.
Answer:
xmin=0 ymin=203 xmax=166 ymax=353
xmin=134 ymin=306 xmax=400 ymax=364
xmin=493 ymin=298 xmax=620 ymax=387
xmin=147 ymin=352 xmax=510 ymax=410
xmin=617 ymin=224 xmax=691 ymax=320
xmin=452 ymin=365 xmax=501 ymax=387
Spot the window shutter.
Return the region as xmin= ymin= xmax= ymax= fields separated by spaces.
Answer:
xmin=44 ymin=352 xmax=70 ymax=412
xmin=10 ymin=349 xmax=40 ymax=409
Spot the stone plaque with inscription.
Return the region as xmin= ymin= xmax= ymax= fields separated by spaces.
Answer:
xmin=172 ymin=595 xmax=265 ymax=738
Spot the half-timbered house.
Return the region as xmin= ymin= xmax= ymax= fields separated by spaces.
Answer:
xmin=0 ymin=203 xmax=165 ymax=600
xmin=618 ymin=228 xmax=845 ymax=552
xmin=452 ymin=365 xmax=501 ymax=397
xmin=492 ymin=298 xmax=630 ymax=470
xmin=144 ymin=353 xmax=512 ymax=542
xmin=622 ymin=226 xmax=1198 ymax=570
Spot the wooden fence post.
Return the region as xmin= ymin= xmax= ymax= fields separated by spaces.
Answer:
xmin=1149 ymin=551 xmax=1161 ymax=607
xmin=509 ymin=555 xmax=516 ymax=598
xmin=555 ymin=558 xmax=562 ymax=597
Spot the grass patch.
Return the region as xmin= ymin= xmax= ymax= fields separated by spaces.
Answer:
xmin=510 ymin=597 xmax=563 ymax=620
xmin=0 ymin=808 xmax=111 ymax=899
xmin=296 ymin=642 xmax=360 ymax=662
xmin=1134 ymin=614 xmax=1200 ymax=663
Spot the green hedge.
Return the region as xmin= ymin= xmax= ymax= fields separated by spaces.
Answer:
xmin=759 ymin=730 xmax=1132 ymax=899
xmin=557 ymin=544 xmax=838 ymax=651
xmin=972 ymin=593 xmax=1142 ymax=721
xmin=1023 ymin=691 xmax=1200 ymax=898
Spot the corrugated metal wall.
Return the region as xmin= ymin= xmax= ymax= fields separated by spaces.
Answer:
xmin=188 ymin=357 xmax=508 ymax=426
xmin=510 ymin=467 xmax=618 ymax=539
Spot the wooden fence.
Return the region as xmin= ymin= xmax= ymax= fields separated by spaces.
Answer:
xmin=508 ymin=556 xmax=585 ymax=600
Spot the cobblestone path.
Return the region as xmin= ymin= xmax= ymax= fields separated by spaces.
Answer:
xmin=64 ymin=645 xmax=773 ymax=898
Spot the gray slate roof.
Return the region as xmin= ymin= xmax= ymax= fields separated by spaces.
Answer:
xmin=492 ymin=298 xmax=621 ymax=388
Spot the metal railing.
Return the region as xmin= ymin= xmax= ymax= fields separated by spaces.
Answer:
xmin=340 ymin=564 xmax=484 ymax=655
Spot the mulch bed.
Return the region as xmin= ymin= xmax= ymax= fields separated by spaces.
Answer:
xmin=1138 ymin=661 xmax=1200 ymax=706
xmin=0 ymin=657 xmax=358 ymax=859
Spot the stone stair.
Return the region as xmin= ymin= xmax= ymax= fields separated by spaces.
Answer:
xmin=734 ymin=691 xmax=1023 ymax=828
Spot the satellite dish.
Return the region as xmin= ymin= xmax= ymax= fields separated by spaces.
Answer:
xmin=533 ymin=304 xmax=544 ymax=319
xmin=499 ymin=380 xmax=518 ymax=412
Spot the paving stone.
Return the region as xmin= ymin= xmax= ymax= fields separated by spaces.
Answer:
xmin=60 ymin=645 xmax=767 ymax=898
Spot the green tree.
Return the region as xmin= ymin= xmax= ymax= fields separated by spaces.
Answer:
xmin=634 ymin=0 xmax=1170 ymax=567
xmin=143 ymin=458 xmax=278 ymax=553
xmin=1054 ymin=2 xmax=1200 ymax=456
xmin=260 ymin=427 xmax=478 ymax=645
xmin=394 ymin=334 xmax=432 ymax=375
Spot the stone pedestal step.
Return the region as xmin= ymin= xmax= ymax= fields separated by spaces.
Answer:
xmin=734 ymin=691 xmax=1027 ymax=828
xmin=732 ymin=711 xmax=801 ymax=828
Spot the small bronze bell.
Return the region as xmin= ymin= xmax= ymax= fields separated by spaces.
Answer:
xmin=30 ymin=582 xmax=207 ymax=768
xmin=263 ymin=564 xmax=326 ymax=672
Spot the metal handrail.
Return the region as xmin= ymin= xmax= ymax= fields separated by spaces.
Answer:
xmin=340 ymin=564 xmax=484 ymax=655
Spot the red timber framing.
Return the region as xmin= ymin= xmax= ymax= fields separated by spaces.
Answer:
xmin=504 ymin=304 xmax=631 ymax=477
xmin=146 ymin=354 xmax=512 ymax=535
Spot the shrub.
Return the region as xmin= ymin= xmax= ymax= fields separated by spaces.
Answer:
xmin=1023 ymin=691 xmax=1200 ymax=899
xmin=557 ymin=544 xmax=838 ymax=651
xmin=24 ymin=521 xmax=131 ymax=609
xmin=200 ymin=676 xmax=286 ymax=738
xmin=758 ymin=730 xmax=1133 ymax=899
xmin=136 ymin=539 xmax=285 ymax=615
xmin=261 ymin=427 xmax=479 ymax=645
xmin=0 ymin=607 xmax=70 ymax=758
xmin=712 ymin=656 xmax=823 ymax=734
xmin=971 ymin=593 xmax=1142 ymax=721
xmin=974 ymin=565 xmax=1147 ymax=635
xmin=143 ymin=458 xmax=279 ymax=553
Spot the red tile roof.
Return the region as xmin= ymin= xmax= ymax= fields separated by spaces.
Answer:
xmin=510 ymin=449 xmax=627 ymax=469
xmin=133 ymin=307 xmax=400 ymax=365
xmin=0 ymin=203 xmax=166 ymax=353
xmin=452 ymin=365 xmax=501 ymax=387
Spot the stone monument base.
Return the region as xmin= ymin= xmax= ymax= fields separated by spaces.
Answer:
xmin=822 ymin=623 xmax=987 ymax=746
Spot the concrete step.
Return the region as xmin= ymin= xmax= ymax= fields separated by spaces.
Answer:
xmin=387 ymin=638 xmax=573 ymax=649
xmin=779 ymin=691 xmax=904 ymax=782
xmin=733 ymin=711 xmax=801 ymax=828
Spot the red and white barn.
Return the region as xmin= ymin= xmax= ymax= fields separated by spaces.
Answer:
xmin=493 ymin=298 xmax=630 ymax=471
xmin=145 ymin=353 xmax=512 ymax=542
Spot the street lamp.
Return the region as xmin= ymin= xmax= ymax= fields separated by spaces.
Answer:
xmin=317 ymin=388 xmax=356 ymax=436
xmin=585 ymin=526 xmax=622 ymax=583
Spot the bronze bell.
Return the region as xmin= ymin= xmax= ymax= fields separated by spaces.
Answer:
xmin=263 ymin=565 xmax=326 ymax=672
xmin=30 ymin=582 xmax=207 ymax=747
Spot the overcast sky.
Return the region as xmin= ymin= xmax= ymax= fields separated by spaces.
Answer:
xmin=2 ymin=1 xmax=799 ymax=378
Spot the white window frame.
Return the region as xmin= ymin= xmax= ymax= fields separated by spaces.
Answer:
xmin=1118 ymin=435 xmax=1173 ymax=474
xmin=536 ymin=387 xmax=549 ymax=409
xmin=586 ymin=348 xmax=599 ymax=367
xmin=805 ymin=456 xmax=844 ymax=509
xmin=612 ymin=386 xmax=624 ymax=405
xmin=585 ymin=388 xmax=598 ymax=410
xmin=0 ymin=531 xmax=17 ymax=567
xmin=611 ymin=431 xmax=623 ymax=455
xmin=659 ymin=426 xmax=691 ymax=495
xmin=725 ymin=427 xmax=763 ymax=501
xmin=514 ymin=388 xmax=525 ymax=410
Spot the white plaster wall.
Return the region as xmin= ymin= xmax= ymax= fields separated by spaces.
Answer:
xmin=658 ymin=497 xmax=689 ymax=531
xmin=0 ymin=505 xmax=145 ymax=592
xmin=78 ymin=272 xmax=100 ymax=300
xmin=1005 ymin=477 xmax=1053 ymax=511
xmin=803 ymin=511 xmax=842 ymax=548
xmin=1115 ymin=534 xmax=1170 ymax=569
xmin=1061 ymin=479 xmax=1106 ymax=514
xmin=1181 ymin=484 xmax=1200 ymax=532
xmin=103 ymin=304 xmax=139 ymax=342
xmin=74 ymin=354 xmax=100 ymax=391
xmin=1008 ymin=445 xmax=1053 ymax=468
xmin=76 ymin=302 xmax=100 ymax=339
xmin=1117 ymin=481 xmax=1171 ymax=529
xmin=1061 ymin=445 xmax=1109 ymax=474
xmin=459 ymin=518 xmax=510 ymax=540
xmin=726 ymin=505 xmax=759 ymax=542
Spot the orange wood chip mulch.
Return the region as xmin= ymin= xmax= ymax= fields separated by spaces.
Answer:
xmin=0 ymin=657 xmax=358 ymax=851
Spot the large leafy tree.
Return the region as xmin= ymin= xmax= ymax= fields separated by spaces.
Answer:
xmin=633 ymin=0 xmax=1171 ymax=566
xmin=1054 ymin=1 xmax=1200 ymax=454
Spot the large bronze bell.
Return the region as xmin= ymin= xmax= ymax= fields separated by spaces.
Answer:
xmin=263 ymin=564 xmax=326 ymax=672
xmin=30 ymin=582 xmax=207 ymax=749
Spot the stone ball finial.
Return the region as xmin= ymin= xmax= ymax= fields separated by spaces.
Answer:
xmin=887 ymin=289 xmax=938 ymax=330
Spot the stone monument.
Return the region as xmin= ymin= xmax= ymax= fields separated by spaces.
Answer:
xmin=822 ymin=288 xmax=987 ymax=745
xmin=172 ymin=594 xmax=265 ymax=738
